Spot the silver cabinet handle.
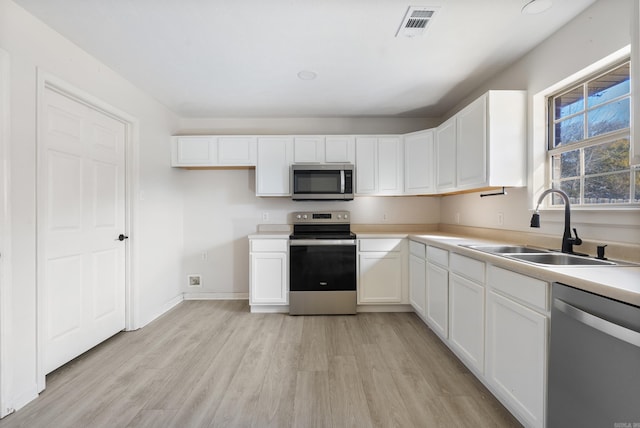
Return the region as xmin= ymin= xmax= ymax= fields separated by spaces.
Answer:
xmin=554 ymin=298 xmax=640 ymax=348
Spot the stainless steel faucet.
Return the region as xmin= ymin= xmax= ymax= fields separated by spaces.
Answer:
xmin=530 ymin=188 xmax=582 ymax=254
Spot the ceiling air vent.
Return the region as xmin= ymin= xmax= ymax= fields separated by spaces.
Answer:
xmin=396 ymin=6 xmax=437 ymax=38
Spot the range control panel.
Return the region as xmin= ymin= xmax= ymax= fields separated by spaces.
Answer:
xmin=291 ymin=211 xmax=350 ymax=224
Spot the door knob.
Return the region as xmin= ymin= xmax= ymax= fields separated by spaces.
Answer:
xmin=117 ymin=234 xmax=129 ymax=241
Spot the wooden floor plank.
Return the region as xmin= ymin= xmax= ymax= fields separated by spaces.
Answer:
xmin=0 ymin=301 xmax=522 ymax=428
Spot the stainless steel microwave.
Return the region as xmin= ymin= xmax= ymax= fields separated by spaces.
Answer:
xmin=291 ymin=163 xmax=354 ymax=201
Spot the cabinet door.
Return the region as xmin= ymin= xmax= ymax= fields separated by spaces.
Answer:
xmin=250 ymin=252 xmax=288 ymax=304
xmin=358 ymin=252 xmax=402 ymax=304
xmin=172 ymin=136 xmax=216 ymax=166
xmin=294 ymin=136 xmax=324 ymax=163
xmin=426 ymin=262 xmax=448 ymax=338
xmin=325 ymin=136 xmax=355 ymax=163
xmin=404 ymin=130 xmax=434 ymax=194
xmin=435 ymin=117 xmax=456 ymax=192
xmin=218 ymin=136 xmax=257 ymax=165
xmin=486 ymin=291 xmax=546 ymax=428
xmin=456 ymin=95 xmax=487 ymax=189
xmin=378 ymin=137 xmax=403 ymax=194
xmin=256 ymin=137 xmax=293 ymax=196
xmin=449 ymin=273 xmax=485 ymax=373
xmin=355 ymin=137 xmax=377 ymax=194
xmin=409 ymin=253 xmax=427 ymax=317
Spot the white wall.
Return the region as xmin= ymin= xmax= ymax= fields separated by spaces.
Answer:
xmin=178 ymin=117 xmax=440 ymax=297
xmin=0 ymin=0 xmax=183 ymax=412
xmin=440 ymin=0 xmax=640 ymax=245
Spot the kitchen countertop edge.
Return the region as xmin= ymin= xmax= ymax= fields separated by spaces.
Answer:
xmin=409 ymin=233 xmax=640 ymax=308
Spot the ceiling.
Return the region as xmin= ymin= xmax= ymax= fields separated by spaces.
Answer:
xmin=15 ymin=0 xmax=597 ymax=118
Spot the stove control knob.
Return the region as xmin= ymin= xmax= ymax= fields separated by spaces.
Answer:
xmin=296 ymin=214 xmax=302 ymax=219
xmin=303 ymin=214 xmax=308 ymax=219
xmin=337 ymin=214 xmax=342 ymax=219
xmin=344 ymin=214 xmax=349 ymax=219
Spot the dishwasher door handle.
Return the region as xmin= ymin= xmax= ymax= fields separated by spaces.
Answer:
xmin=554 ymin=298 xmax=640 ymax=348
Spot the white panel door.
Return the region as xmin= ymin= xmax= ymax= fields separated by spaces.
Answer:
xmin=42 ymin=88 xmax=126 ymax=374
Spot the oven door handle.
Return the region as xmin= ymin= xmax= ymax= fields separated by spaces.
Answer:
xmin=290 ymin=239 xmax=356 ymax=246
xmin=554 ymin=298 xmax=640 ymax=348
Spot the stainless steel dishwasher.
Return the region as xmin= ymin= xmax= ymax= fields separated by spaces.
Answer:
xmin=548 ymin=283 xmax=640 ymax=427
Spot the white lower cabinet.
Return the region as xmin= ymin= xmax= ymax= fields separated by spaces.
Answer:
xmin=358 ymin=238 xmax=407 ymax=305
xmin=486 ymin=267 xmax=548 ymax=428
xmin=426 ymin=261 xmax=448 ymax=338
xmin=449 ymin=272 xmax=485 ymax=374
xmin=408 ymin=241 xmax=427 ymax=317
xmin=249 ymin=238 xmax=288 ymax=309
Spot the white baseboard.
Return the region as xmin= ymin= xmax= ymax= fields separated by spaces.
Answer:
xmin=8 ymin=384 xmax=38 ymax=415
xmin=137 ymin=294 xmax=184 ymax=329
xmin=183 ymin=292 xmax=249 ymax=301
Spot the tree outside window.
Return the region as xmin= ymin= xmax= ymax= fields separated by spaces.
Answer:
xmin=548 ymin=61 xmax=638 ymax=206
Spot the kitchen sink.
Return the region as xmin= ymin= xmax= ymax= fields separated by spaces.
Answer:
xmin=506 ymin=253 xmax=617 ymax=266
xmin=461 ymin=244 xmax=550 ymax=254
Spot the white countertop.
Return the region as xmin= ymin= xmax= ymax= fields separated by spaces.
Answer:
xmin=409 ymin=233 xmax=640 ymax=308
xmin=247 ymin=228 xmax=640 ymax=307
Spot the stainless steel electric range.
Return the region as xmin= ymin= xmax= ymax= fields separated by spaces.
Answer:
xmin=288 ymin=211 xmax=357 ymax=315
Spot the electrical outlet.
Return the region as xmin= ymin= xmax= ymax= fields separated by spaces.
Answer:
xmin=497 ymin=212 xmax=504 ymax=226
xmin=188 ymin=274 xmax=202 ymax=288
xmin=455 ymin=212 xmax=460 ymax=224
xmin=201 ymin=251 xmax=208 ymax=261
xmin=383 ymin=213 xmax=388 ymax=221
xmin=262 ymin=212 xmax=269 ymax=222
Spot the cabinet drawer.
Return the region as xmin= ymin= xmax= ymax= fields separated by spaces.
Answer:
xmin=359 ymin=238 xmax=403 ymax=252
xmin=450 ymin=253 xmax=485 ymax=283
xmin=250 ymin=239 xmax=288 ymax=253
xmin=409 ymin=240 xmax=426 ymax=258
xmin=427 ymin=245 xmax=448 ymax=267
xmin=488 ymin=266 xmax=548 ymax=312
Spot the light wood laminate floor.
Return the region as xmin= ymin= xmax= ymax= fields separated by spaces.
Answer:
xmin=0 ymin=300 xmax=522 ymax=428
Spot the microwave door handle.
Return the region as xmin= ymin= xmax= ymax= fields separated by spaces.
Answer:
xmin=340 ymin=170 xmax=345 ymax=193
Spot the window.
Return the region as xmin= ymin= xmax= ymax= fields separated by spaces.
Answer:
xmin=548 ymin=61 xmax=639 ymax=206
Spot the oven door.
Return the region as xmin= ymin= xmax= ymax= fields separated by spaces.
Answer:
xmin=289 ymin=240 xmax=356 ymax=291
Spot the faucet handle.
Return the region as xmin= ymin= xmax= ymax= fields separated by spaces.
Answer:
xmin=572 ymin=228 xmax=582 ymax=245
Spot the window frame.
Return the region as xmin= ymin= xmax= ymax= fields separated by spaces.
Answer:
xmin=545 ymin=58 xmax=638 ymax=208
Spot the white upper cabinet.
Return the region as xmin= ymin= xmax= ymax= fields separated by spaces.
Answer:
xmin=435 ymin=117 xmax=457 ymax=192
xmin=218 ymin=136 xmax=257 ymax=165
xmin=355 ymin=137 xmax=377 ymax=194
xmin=435 ymin=90 xmax=526 ymax=193
xmin=171 ymin=136 xmax=256 ymax=167
xmin=456 ymin=96 xmax=487 ymax=189
xmin=355 ymin=136 xmax=403 ymax=195
xmin=404 ymin=129 xmax=434 ymax=194
xmin=293 ymin=136 xmax=324 ymax=163
xmin=325 ymin=136 xmax=355 ymax=163
xmin=256 ymin=137 xmax=293 ymax=196
xmin=456 ymin=90 xmax=527 ymax=191
xmin=171 ymin=136 xmax=216 ymax=166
